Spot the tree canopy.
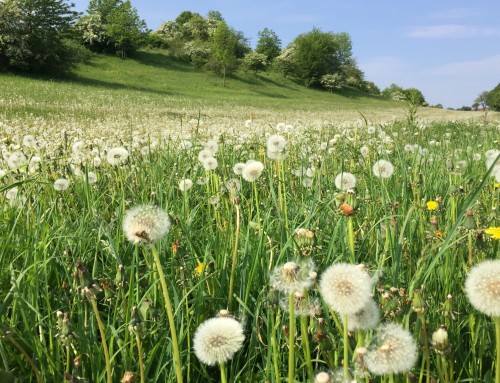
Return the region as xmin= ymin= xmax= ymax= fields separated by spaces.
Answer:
xmin=0 ymin=0 xmax=81 ymax=72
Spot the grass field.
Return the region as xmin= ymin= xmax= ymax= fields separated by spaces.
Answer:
xmin=1 ymin=49 xmax=500 ymax=383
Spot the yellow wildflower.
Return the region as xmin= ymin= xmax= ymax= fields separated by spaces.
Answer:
xmin=485 ymin=227 xmax=500 ymax=240
xmin=434 ymin=230 xmax=444 ymax=239
xmin=195 ymin=262 xmax=206 ymax=276
xmin=426 ymin=201 xmax=438 ymax=211
xmin=494 ymin=182 xmax=500 ymax=189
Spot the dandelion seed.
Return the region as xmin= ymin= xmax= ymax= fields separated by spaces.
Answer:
xmin=242 ymin=161 xmax=264 ymax=182
xmin=179 ymin=179 xmax=193 ymax=192
xmin=198 ymin=149 xmax=213 ymax=163
xmin=193 ymin=317 xmax=245 ymax=366
xmin=54 ymin=178 xmax=70 ymax=191
xmin=465 ymin=259 xmax=500 ymax=316
xmin=372 ymin=159 xmax=394 ymax=178
xmin=84 ymin=172 xmax=98 ymax=185
xmin=7 ymin=151 xmax=27 ymax=170
xmin=233 ymin=162 xmax=246 ymax=175
xmin=334 ymin=172 xmax=356 ymax=191
xmin=364 ymin=323 xmax=418 ymax=375
xmin=204 ymin=140 xmax=219 ymax=154
xmin=122 ymin=205 xmax=171 ymax=244
xmin=319 ymin=263 xmax=373 ymax=315
xmin=267 ymin=134 xmax=287 ymax=153
xmin=203 ymin=157 xmax=218 ymax=171
xmin=270 ymin=260 xmax=316 ymax=295
xmin=342 ymin=298 xmax=380 ymax=331
xmin=106 ymin=147 xmax=129 ymax=166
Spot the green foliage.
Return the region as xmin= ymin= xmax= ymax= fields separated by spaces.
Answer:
xmin=241 ymin=52 xmax=268 ymax=74
xmin=255 ymin=28 xmax=282 ymax=62
xmin=404 ymin=87 xmax=427 ymax=106
xmin=475 ymin=91 xmax=489 ymax=110
xmin=320 ymin=73 xmax=345 ymax=92
xmin=382 ymin=83 xmax=406 ymax=100
xmin=78 ymin=0 xmax=147 ymax=57
xmin=105 ymin=0 xmax=148 ymax=58
xmin=485 ymin=83 xmax=500 ymax=112
xmin=0 ymin=0 xmax=81 ymax=72
xmin=209 ymin=21 xmax=238 ymax=85
xmin=288 ymin=28 xmax=354 ymax=87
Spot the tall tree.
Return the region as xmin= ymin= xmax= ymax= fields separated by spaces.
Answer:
xmin=210 ymin=20 xmax=237 ymax=86
xmin=291 ymin=28 xmax=347 ymax=87
xmin=77 ymin=0 xmax=146 ymax=56
xmin=255 ymin=28 xmax=281 ymax=62
xmin=106 ymin=0 xmax=147 ymax=58
xmin=0 ymin=0 xmax=80 ymax=71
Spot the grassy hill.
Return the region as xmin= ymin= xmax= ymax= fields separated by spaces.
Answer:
xmin=0 ymin=48 xmax=495 ymax=133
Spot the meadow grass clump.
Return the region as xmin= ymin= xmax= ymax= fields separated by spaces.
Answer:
xmin=0 ymin=112 xmax=499 ymax=383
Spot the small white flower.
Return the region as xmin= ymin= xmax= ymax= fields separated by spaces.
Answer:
xmin=54 ymin=178 xmax=70 ymax=191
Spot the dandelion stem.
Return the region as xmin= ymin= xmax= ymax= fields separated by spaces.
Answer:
xmin=228 ymin=204 xmax=240 ymax=309
xmin=150 ymin=244 xmax=183 ymax=383
xmin=288 ymin=293 xmax=295 ymax=383
xmin=300 ymin=314 xmax=314 ymax=380
xmin=220 ymin=361 xmax=227 ymax=383
xmin=343 ymin=314 xmax=350 ymax=381
xmin=271 ymin=310 xmax=281 ymax=381
xmin=89 ymin=298 xmax=112 ymax=383
xmin=135 ymin=333 xmax=145 ymax=383
xmin=347 ymin=217 xmax=355 ymax=261
xmin=495 ymin=316 xmax=500 ymax=383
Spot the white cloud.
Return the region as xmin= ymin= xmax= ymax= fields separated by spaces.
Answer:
xmin=425 ymin=55 xmax=500 ymax=77
xmin=429 ymin=8 xmax=479 ymax=20
xmin=407 ymin=24 xmax=500 ymax=38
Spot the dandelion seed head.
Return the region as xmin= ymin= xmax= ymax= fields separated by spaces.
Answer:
xmin=342 ymin=298 xmax=380 ymax=331
xmin=465 ymin=260 xmax=500 ymax=317
xmin=319 ymin=263 xmax=373 ymax=315
xmin=198 ymin=149 xmax=213 ymax=163
xmin=203 ymin=157 xmax=218 ymax=171
xmin=193 ymin=317 xmax=245 ymax=366
xmin=233 ymin=162 xmax=246 ymax=175
xmin=372 ymin=159 xmax=394 ymax=179
xmin=179 ymin=179 xmax=193 ymax=192
xmin=365 ymin=323 xmax=417 ymax=375
xmin=334 ymin=172 xmax=356 ymax=191
xmin=106 ymin=147 xmax=129 ymax=166
xmin=267 ymin=134 xmax=287 ymax=153
xmin=122 ymin=205 xmax=171 ymax=244
xmin=242 ymin=161 xmax=264 ymax=182
xmin=270 ymin=260 xmax=316 ymax=295
xmin=54 ymin=178 xmax=70 ymax=191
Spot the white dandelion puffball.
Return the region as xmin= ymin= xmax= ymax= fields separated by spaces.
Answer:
xmin=198 ymin=149 xmax=213 ymax=163
xmin=193 ymin=317 xmax=245 ymax=366
xmin=465 ymin=260 xmax=500 ymax=317
xmin=365 ymin=323 xmax=417 ymax=375
xmin=233 ymin=163 xmax=246 ymax=175
xmin=319 ymin=263 xmax=373 ymax=315
xmin=179 ymin=179 xmax=193 ymax=192
xmin=53 ymin=178 xmax=70 ymax=191
xmin=106 ymin=147 xmax=129 ymax=166
xmin=242 ymin=161 xmax=264 ymax=182
xmin=270 ymin=261 xmax=316 ymax=295
xmin=334 ymin=172 xmax=357 ymax=191
xmin=372 ymin=159 xmax=395 ymax=179
xmin=342 ymin=298 xmax=380 ymax=331
xmin=84 ymin=172 xmax=98 ymax=185
xmin=123 ymin=205 xmax=171 ymax=244
xmin=267 ymin=134 xmax=287 ymax=153
xmin=203 ymin=157 xmax=218 ymax=171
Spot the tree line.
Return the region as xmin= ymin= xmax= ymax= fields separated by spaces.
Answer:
xmin=0 ymin=0 xmax=451 ymax=106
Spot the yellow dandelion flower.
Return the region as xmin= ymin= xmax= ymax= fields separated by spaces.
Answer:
xmin=195 ymin=262 xmax=206 ymax=276
xmin=426 ymin=201 xmax=438 ymax=211
xmin=485 ymin=227 xmax=500 ymax=240
xmin=434 ymin=230 xmax=444 ymax=239
xmin=494 ymin=182 xmax=500 ymax=189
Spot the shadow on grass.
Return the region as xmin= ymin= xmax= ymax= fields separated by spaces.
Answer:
xmin=131 ymin=50 xmax=195 ymax=73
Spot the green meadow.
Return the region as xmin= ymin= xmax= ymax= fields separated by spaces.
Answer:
xmin=0 ymin=49 xmax=500 ymax=383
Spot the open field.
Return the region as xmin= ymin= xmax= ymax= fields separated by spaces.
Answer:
xmin=1 ymin=49 xmax=500 ymax=383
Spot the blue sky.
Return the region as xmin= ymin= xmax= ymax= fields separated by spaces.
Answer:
xmin=73 ymin=0 xmax=500 ymax=108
